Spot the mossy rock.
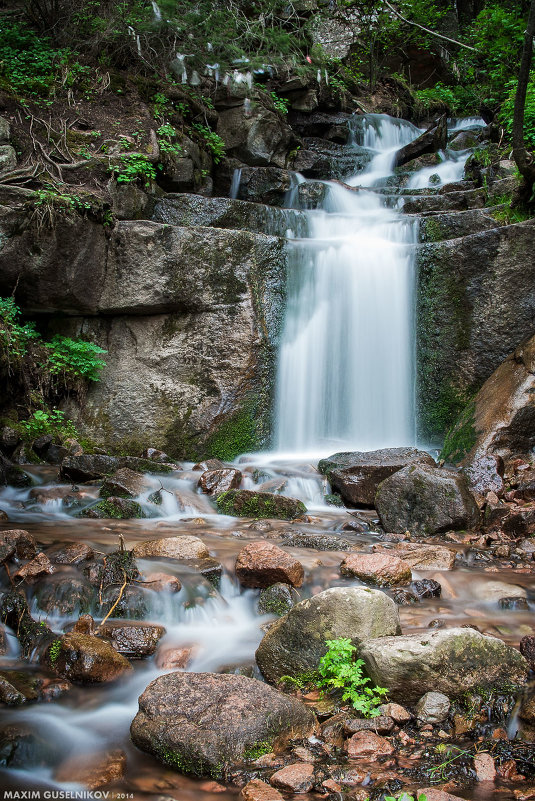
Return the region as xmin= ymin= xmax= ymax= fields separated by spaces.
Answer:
xmin=81 ymin=497 xmax=146 ymax=519
xmin=216 ymin=490 xmax=306 ymax=520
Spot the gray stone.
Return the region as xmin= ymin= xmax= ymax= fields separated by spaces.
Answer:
xmin=217 ymin=105 xmax=294 ymax=168
xmin=130 ymin=672 xmax=316 ymax=777
xmin=100 ymin=468 xmax=153 ymax=498
xmin=0 ymin=145 xmax=16 ymax=172
xmin=415 ymin=691 xmax=451 ymax=723
xmin=360 ymin=628 xmax=528 ymax=702
xmin=375 ymin=464 xmax=479 ymax=536
xmin=255 ymin=587 xmax=400 ymax=685
xmin=132 ymin=536 xmax=209 ymax=560
xmin=319 ymin=447 xmax=436 ymax=506
xmin=0 ymin=117 xmax=11 ymax=143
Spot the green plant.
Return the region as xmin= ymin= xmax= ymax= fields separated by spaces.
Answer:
xmin=318 ymin=637 xmax=388 ymax=717
xmin=0 ymin=298 xmax=39 ymax=362
xmin=114 ymin=153 xmax=157 ymax=186
xmin=427 ymin=744 xmax=474 ymax=783
xmin=270 ymin=91 xmax=289 ymax=115
xmin=500 ymin=76 xmax=535 ymax=148
xmin=192 ymin=124 xmax=226 ymax=164
xmin=382 ymin=794 xmax=427 ymax=801
xmin=48 ymin=639 xmax=63 ymax=664
xmin=45 ymin=336 xmax=107 ymax=382
xmin=18 ymin=409 xmax=78 ymax=441
xmin=157 ymin=123 xmax=183 ymax=155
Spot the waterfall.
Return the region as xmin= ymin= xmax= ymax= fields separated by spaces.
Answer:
xmin=274 ymin=114 xmax=423 ymax=456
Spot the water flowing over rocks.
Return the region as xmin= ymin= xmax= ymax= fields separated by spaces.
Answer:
xmin=359 ymin=628 xmax=528 ymax=702
xmin=130 ymin=672 xmax=316 ymax=777
xmin=255 ymin=587 xmax=400 ymax=684
xmin=375 ymin=464 xmax=480 ymax=536
xmin=318 ymin=447 xmax=436 ymax=506
xmin=46 ymin=633 xmax=133 ymax=683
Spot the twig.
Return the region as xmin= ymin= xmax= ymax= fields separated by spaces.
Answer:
xmin=97 ymin=569 xmax=127 ymax=630
xmin=382 ymin=0 xmax=479 ymax=52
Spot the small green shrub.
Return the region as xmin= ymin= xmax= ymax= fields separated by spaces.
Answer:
xmin=114 ymin=154 xmax=157 ymax=186
xmin=157 ymin=123 xmax=183 ymax=155
xmin=318 ymin=637 xmax=388 ymax=718
xmin=500 ymin=77 xmax=535 ymax=149
xmin=45 ymin=336 xmax=107 ymax=382
xmin=270 ymin=91 xmax=289 ymax=115
xmin=192 ymin=124 xmax=226 ymax=163
xmin=18 ymin=409 xmax=78 ymax=442
xmin=0 ymin=298 xmax=39 ymax=361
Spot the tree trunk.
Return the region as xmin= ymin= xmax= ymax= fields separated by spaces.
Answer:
xmin=512 ymin=0 xmax=535 ymax=202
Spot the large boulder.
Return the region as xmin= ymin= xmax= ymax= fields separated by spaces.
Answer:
xmin=340 ymin=553 xmax=412 ymax=587
xmin=130 ymin=672 xmax=316 ymax=777
xmin=255 ymin=587 xmax=400 ymax=685
xmin=443 ymin=334 xmax=535 ymax=495
xmin=217 ymin=490 xmax=306 ymax=520
xmin=375 ymin=464 xmax=479 ymax=536
xmin=100 ymin=468 xmax=153 ymax=498
xmin=216 ymin=105 xmax=295 ymax=168
xmin=60 ymin=454 xmax=120 ymax=481
xmin=318 ymin=447 xmax=436 ymax=507
xmin=359 ymin=628 xmax=528 ymax=702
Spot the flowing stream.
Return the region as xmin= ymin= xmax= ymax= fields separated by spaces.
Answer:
xmin=0 ymin=114 xmax=531 ymax=800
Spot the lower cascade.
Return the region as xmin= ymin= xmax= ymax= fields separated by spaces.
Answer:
xmin=1 ymin=103 xmax=535 ymax=801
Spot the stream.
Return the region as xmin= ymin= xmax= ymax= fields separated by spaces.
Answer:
xmin=1 ymin=114 xmax=532 ymax=801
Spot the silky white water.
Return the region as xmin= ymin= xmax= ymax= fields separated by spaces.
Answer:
xmin=274 ymin=114 xmax=422 ymax=455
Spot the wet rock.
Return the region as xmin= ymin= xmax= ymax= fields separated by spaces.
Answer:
xmin=0 ymin=541 xmax=15 ymax=563
xmin=256 ymin=587 xmax=400 ymax=685
xmin=47 ymin=633 xmax=132 ymax=683
xmin=411 ymin=579 xmax=442 ymax=599
xmin=0 ymin=591 xmax=54 ymax=658
xmin=216 ymin=490 xmax=306 ymax=520
xmin=319 ymin=447 xmax=435 ymax=506
xmin=98 ymin=621 xmax=166 ymax=657
xmin=199 ymin=468 xmax=242 ymax=496
xmin=60 ymin=454 xmax=120 ymax=482
xmin=236 ymin=542 xmax=304 ymax=589
xmin=520 ymin=636 xmax=535 ymax=670
xmin=183 ymin=557 xmax=223 ymax=586
xmin=55 ymin=749 xmax=127 ymax=789
xmin=240 ymin=779 xmax=284 ymax=801
xmin=380 ymin=702 xmax=412 ymax=723
xmin=257 ymin=583 xmax=299 ymax=616
xmin=1 ymin=529 xmax=37 ymax=559
xmin=82 ymin=496 xmax=145 ymax=519
xmin=270 ymin=762 xmax=314 ymax=793
xmin=0 ymin=676 xmax=25 ymax=705
xmin=217 ymin=104 xmax=294 ymax=169
xmin=45 ymin=541 xmax=95 ymax=565
xmin=155 ymin=645 xmax=196 ymax=670
xmin=394 ymin=116 xmax=447 ymax=168
xmin=100 ymin=467 xmax=153 ymax=499
xmin=14 ymin=552 xmax=55 ymax=583
xmin=372 ymin=543 xmax=454 ymax=571
xmin=73 ymin=614 xmax=96 ymax=635
xmin=344 ymin=716 xmax=394 ymax=734
xmin=46 ymin=444 xmax=69 ymax=464
xmin=499 ymin=596 xmax=529 ymax=610
xmin=448 ymin=334 xmax=535 ymax=492
xmin=35 ymin=575 xmax=94 ymax=616
xmin=519 ymin=691 xmax=535 ymax=726
xmin=375 ymin=464 xmax=479 ymax=536
xmin=359 ymin=627 xmax=528 ymax=702
xmin=0 ymin=509 xmax=8 ymax=522
xmin=194 ymin=459 xmax=225 ymax=471
xmin=417 ymin=789 xmax=465 ymax=801
xmin=278 ymin=530 xmax=353 ymax=550
xmin=345 ymin=731 xmax=394 ymax=758
xmin=340 ymin=553 xmax=412 ymax=587
xmin=415 ymin=692 xmax=451 ymax=723
xmin=472 ymin=580 xmax=527 ymax=603
xmin=132 ymin=536 xmax=209 ymax=560
xmin=0 ymin=626 xmax=6 ymax=654
xmin=100 ymin=584 xmax=148 ymax=619
xmin=142 ymin=447 xmax=170 ymax=463
xmin=130 ymin=672 xmax=316 ymax=777
xmin=144 ymin=572 xmax=182 ymax=592
xmin=473 ymin=752 xmax=496 ymax=782
xmin=0 ymin=723 xmax=62 ymax=768
xmin=29 ymin=485 xmax=74 ymax=504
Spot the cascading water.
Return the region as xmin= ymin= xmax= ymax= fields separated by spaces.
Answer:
xmin=274 ymin=114 xmax=423 ymax=456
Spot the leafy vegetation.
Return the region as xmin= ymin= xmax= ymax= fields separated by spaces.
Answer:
xmin=192 ymin=124 xmax=226 ymax=164
xmin=114 ymin=153 xmax=157 ymax=186
xmin=318 ymin=637 xmax=388 ymax=717
xmin=18 ymin=409 xmax=78 ymax=442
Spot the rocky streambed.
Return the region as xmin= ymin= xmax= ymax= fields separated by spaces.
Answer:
xmin=0 ymin=443 xmax=534 ymax=801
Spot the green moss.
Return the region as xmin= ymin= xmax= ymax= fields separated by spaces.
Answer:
xmin=440 ymin=399 xmax=478 ymax=464
xmin=204 ymin=401 xmax=260 ymax=462
xmin=156 ymin=746 xmax=222 ymax=778
xmin=243 ymin=740 xmax=274 ymax=761
xmin=216 ymin=489 xmax=306 ymax=520
xmin=324 ymin=493 xmax=344 ymax=507
xmin=48 ymin=639 xmax=62 ymax=665
xmin=420 ymin=217 xmax=445 ymax=243
xmin=82 ymin=499 xmax=145 ymax=519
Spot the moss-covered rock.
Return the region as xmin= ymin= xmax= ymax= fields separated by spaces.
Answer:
xmin=216 ymin=489 xmax=306 ymax=520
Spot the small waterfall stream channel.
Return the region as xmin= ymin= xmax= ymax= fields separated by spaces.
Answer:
xmin=0 ymin=114 xmax=533 ymax=801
